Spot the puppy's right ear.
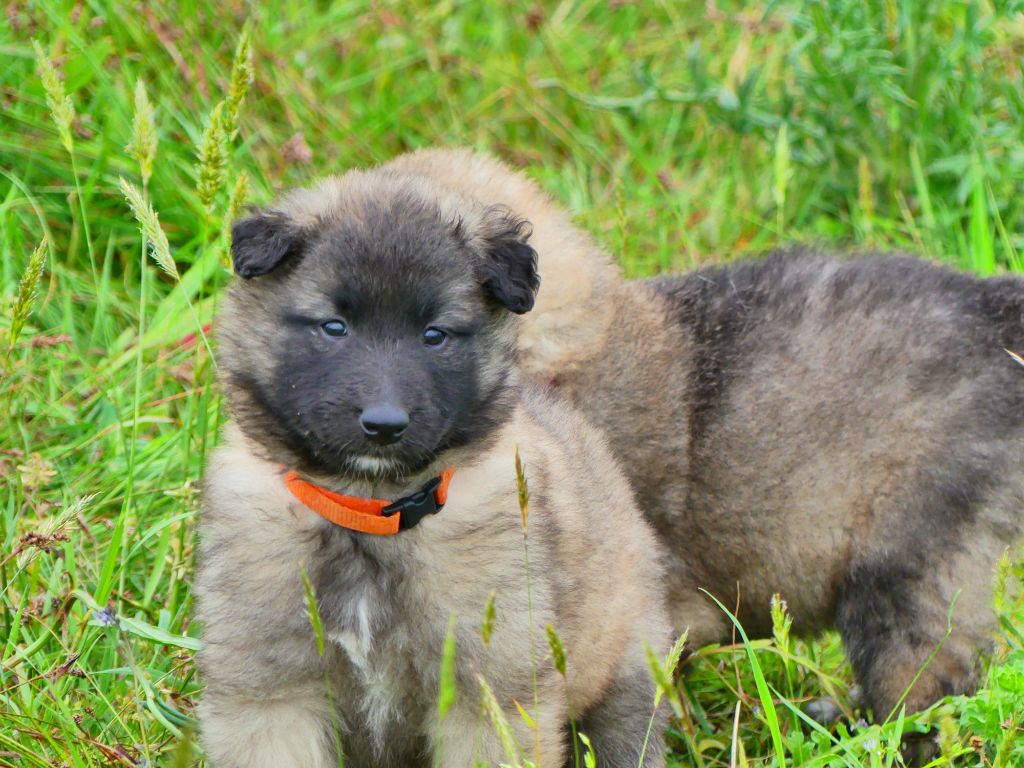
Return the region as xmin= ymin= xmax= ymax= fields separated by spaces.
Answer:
xmin=230 ymin=212 xmax=304 ymax=278
xmin=475 ymin=207 xmax=540 ymax=315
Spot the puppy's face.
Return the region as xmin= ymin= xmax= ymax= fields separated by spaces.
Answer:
xmin=218 ymin=185 xmax=539 ymax=481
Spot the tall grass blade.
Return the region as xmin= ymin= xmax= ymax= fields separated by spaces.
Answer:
xmin=701 ymin=589 xmax=787 ymax=767
xmin=437 ymin=613 xmax=458 ymax=721
xmin=772 ymin=122 xmax=791 ymax=234
xmin=857 ymin=155 xmax=875 ymax=242
xmin=513 ymin=447 xmax=540 ymax=762
xmin=883 ymin=591 xmax=959 ymax=725
xmin=300 ymin=567 xmax=346 ymax=766
xmin=577 ymin=733 xmax=597 ymax=768
xmin=969 ymin=159 xmax=995 ymax=275
xmin=300 ymin=566 xmax=327 ymax=658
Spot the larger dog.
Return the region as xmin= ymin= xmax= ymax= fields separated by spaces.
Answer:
xmin=387 ymin=149 xmax=1024 ymax=719
xmin=196 ymin=170 xmax=672 ymax=766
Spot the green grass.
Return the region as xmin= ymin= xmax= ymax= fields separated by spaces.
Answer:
xmin=2 ymin=1 xmax=1024 ymax=765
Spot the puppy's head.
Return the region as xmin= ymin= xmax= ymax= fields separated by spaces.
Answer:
xmin=218 ymin=174 xmax=539 ymax=481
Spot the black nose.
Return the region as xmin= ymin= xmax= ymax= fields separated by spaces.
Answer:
xmin=359 ymin=404 xmax=409 ymax=446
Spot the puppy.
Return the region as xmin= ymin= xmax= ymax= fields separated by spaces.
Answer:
xmin=385 ymin=149 xmax=1024 ymax=719
xmin=196 ymin=170 xmax=672 ymax=767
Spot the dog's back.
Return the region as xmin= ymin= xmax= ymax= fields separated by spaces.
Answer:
xmin=638 ymin=251 xmax=1024 ymax=712
xmin=647 ymin=251 xmax=1024 ymax=551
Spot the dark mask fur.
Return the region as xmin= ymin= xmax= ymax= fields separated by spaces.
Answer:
xmin=218 ymin=185 xmax=539 ymax=482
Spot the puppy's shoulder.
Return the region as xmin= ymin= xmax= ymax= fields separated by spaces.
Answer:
xmin=512 ymin=388 xmax=670 ymax=586
xmin=513 ymin=386 xmax=646 ymax=525
xmin=515 ymin=384 xmax=611 ymax=457
xmin=448 ymin=387 xmax=606 ymax=510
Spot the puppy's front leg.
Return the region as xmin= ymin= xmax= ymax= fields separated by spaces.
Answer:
xmin=433 ymin=695 xmax=567 ymax=768
xmin=572 ymin=655 xmax=666 ymax=768
xmin=199 ymin=691 xmax=336 ymax=768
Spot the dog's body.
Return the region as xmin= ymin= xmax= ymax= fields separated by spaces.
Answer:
xmin=196 ymin=170 xmax=671 ymax=767
xmin=387 ymin=149 xmax=1024 ymax=717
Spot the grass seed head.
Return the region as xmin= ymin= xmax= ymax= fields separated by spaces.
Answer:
xmin=644 ymin=639 xmax=684 ymax=719
xmin=477 ymin=674 xmax=523 ymax=768
xmin=993 ymin=549 xmax=1011 ymax=615
xmin=770 ymin=593 xmax=792 ymax=649
xmin=8 ymin=238 xmax=48 ymax=354
xmin=664 ymin=628 xmax=689 ymax=674
xmin=225 ymin=171 xmax=250 ymax=225
xmin=196 ymin=101 xmax=228 ymax=212
xmin=514 ymin=446 xmax=529 ymax=532
xmin=936 ymin=709 xmax=960 ymax=763
xmin=480 ymin=588 xmax=497 ymax=647
xmin=11 ymin=494 xmax=90 ymax=571
xmin=222 ymin=171 xmax=251 ymax=268
xmin=119 ymin=177 xmax=179 ymax=280
xmin=126 ymin=80 xmax=157 ymax=185
xmin=32 ymin=40 xmax=75 ymax=153
xmin=545 ymin=623 xmax=567 ymax=677
xmin=222 ymin=27 xmax=254 ymax=140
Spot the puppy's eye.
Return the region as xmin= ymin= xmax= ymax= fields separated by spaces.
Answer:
xmin=423 ymin=327 xmax=447 ymax=347
xmin=321 ymin=320 xmax=349 ymax=338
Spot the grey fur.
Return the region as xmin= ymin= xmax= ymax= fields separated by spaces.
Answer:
xmin=579 ymin=252 xmax=1024 ymax=716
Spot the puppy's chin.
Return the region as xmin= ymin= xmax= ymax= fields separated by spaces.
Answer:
xmin=326 ymin=447 xmax=441 ymax=483
xmin=345 ymin=454 xmax=415 ymax=480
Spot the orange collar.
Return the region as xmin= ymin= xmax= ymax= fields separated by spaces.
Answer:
xmin=283 ymin=468 xmax=455 ymax=536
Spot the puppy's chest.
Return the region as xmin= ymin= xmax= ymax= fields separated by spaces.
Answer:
xmin=328 ymin=630 xmax=428 ymax=761
xmin=310 ymin=508 xmax=526 ymax=751
xmin=313 ymin=538 xmax=444 ymax=751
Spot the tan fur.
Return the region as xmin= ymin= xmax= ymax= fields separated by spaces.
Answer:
xmin=198 ymin=165 xmax=673 ymax=765
xmin=199 ymin=407 xmax=670 ymax=767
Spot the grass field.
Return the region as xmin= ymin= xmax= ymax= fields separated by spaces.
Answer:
xmin=3 ymin=1 xmax=1024 ymax=765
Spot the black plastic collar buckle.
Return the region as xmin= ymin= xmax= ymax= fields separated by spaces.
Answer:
xmin=382 ymin=477 xmax=444 ymax=531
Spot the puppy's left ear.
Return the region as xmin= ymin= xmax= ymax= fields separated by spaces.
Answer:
xmin=476 ymin=207 xmax=540 ymax=314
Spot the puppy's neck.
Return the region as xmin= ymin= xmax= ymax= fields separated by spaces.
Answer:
xmin=300 ymin=463 xmax=447 ymax=501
